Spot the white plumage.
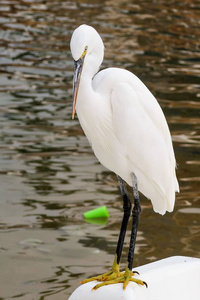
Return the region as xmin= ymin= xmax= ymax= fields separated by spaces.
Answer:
xmin=70 ymin=24 xmax=179 ymax=216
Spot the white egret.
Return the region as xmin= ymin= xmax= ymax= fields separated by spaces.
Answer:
xmin=70 ymin=24 xmax=179 ymax=290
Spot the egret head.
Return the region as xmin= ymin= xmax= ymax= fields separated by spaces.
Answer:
xmin=70 ymin=24 xmax=104 ymax=119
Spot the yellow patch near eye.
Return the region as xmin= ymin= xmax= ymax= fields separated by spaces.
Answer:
xmin=80 ymin=46 xmax=88 ymax=59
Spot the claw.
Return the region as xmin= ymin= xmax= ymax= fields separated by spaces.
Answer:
xmin=143 ymin=280 xmax=148 ymax=288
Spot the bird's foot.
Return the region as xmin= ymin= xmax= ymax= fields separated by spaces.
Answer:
xmin=81 ymin=255 xmax=121 ymax=285
xmin=81 ymin=255 xmax=147 ymax=290
xmin=93 ymin=266 xmax=147 ymax=290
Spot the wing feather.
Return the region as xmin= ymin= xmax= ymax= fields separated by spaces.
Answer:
xmin=111 ymin=79 xmax=178 ymax=214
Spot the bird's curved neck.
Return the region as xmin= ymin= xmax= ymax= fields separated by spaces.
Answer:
xmin=82 ymin=57 xmax=100 ymax=81
xmin=77 ymin=69 xmax=94 ymax=108
xmin=75 ymin=63 xmax=98 ymax=136
xmin=75 ymin=47 xmax=104 ymax=125
xmin=76 ymin=55 xmax=100 ymax=105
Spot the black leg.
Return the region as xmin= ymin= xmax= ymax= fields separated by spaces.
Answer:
xmin=127 ymin=173 xmax=141 ymax=270
xmin=82 ymin=173 xmax=146 ymax=291
xmin=115 ymin=175 xmax=132 ymax=265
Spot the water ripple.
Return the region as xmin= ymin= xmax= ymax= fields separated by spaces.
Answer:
xmin=0 ymin=0 xmax=200 ymax=299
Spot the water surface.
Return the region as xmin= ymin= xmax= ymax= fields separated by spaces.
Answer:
xmin=0 ymin=0 xmax=200 ymax=299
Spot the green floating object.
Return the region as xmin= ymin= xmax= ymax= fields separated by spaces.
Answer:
xmin=84 ymin=206 xmax=109 ymax=219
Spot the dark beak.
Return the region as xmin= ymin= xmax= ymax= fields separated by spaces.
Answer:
xmin=72 ymin=57 xmax=84 ymax=119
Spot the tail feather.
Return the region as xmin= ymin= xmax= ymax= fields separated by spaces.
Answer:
xmin=135 ymin=168 xmax=178 ymax=215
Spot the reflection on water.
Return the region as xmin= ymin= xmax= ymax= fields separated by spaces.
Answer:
xmin=0 ymin=0 xmax=199 ymax=299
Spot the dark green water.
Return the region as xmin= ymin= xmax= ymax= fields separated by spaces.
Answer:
xmin=0 ymin=0 xmax=200 ymax=299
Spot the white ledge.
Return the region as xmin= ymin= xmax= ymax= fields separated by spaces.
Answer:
xmin=69 ymin=256 xmax=200 ymax=300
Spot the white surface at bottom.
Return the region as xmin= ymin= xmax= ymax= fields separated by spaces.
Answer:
xmin=68 ymin=256 xmax=200 ymax=300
